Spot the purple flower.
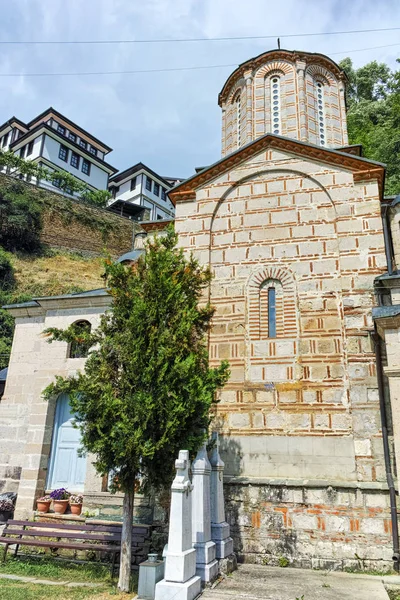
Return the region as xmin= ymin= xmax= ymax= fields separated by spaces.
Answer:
xmin=49 ymin=488 xmax=70 ymax=500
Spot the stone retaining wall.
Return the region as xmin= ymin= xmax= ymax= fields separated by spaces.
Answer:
xmin=225 ymin=480 xmax=393 ymax=571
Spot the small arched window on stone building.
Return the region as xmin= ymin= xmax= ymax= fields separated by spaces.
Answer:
xmin=260 ymin=279 xmax=283 ymax=338
xmin=270 ymin=76 xmax=281 ymax=135
xmin=234 ymin=91 xmax=242 ymax=148
xmin=68 ymin=320 xmax=92 ymax=359
xmin=315 ymin=81 xmax=326 ymax=146
xmin=248 ymin=267 xmax=297 ymax=342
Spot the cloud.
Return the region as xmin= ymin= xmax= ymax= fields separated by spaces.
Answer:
xmin=0 ymin=0 xmax=399 ymax=176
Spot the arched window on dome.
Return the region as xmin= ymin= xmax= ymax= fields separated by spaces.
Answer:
xmin=315 ymin=81 xmax=326 ymax=146
xmin=68 ymin=320 xmax=92 ymax=359
xmin=234 ymin=92 xmax=242 ymax=148
xmin=270 ymin=76 xmax=281 ymax=135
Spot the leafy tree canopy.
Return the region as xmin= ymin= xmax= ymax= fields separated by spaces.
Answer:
xmin=42 ymin=228 xmax=230 ymax=590
xmin=340 ymin=57 xmax=400 ymax=195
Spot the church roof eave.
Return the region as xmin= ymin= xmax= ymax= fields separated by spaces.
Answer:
xmin=168 ymin=133 xmax=386 ymax=204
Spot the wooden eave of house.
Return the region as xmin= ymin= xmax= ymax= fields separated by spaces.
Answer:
xmin=0 ymin=117 xmax=28 ymax=136
xmin=10 ymin=123 xmax=118 ymax=175
xmin=27 ymin=107 xmax=113 ymax=154
xmin=168 ymin=133 xmax=386 ymax=205
xmin=109 ymin=162 xmax=174 ymax=189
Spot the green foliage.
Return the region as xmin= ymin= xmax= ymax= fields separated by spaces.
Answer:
xmin=0 ymin=180 xmax=42 ymax=252
xmin=43 ymin=228 xmax=230 ymax=493
xmin=0 ymin=149 xmax=111 ymax=208
xmin=278 ymin=556 xmax=289 ymax=568
xmin=0 ymin=248 xmax=15 ymax=290
xmin=340 ymin=57 xmax=400 ymax=195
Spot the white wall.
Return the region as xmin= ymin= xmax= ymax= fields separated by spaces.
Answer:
xmin=41 ymin=135 xmax=109 ymax=190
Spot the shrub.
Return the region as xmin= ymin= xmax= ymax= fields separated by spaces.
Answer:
xmin=0 ymin=248 xmax=14 ymax=290
xmin=0 ymin=181 xmax=42 ymax=252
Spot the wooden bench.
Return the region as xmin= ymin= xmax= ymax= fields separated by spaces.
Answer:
xmin=0 ymin=520 xmax=149 ymax=575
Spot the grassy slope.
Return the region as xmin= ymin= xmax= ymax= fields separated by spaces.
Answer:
xmin=12 ymin=251 xmax=105 ymax=298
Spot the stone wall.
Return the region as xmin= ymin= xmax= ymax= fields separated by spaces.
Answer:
xmin=225 ymin=480 xmax=393 ymax=571
xmin=173 ymin=140 xmax=390 ymax=565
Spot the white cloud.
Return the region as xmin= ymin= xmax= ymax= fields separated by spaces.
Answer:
xmin=0 ymin=0 xmax=399 ymax=176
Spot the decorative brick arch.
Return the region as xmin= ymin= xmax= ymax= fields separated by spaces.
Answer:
xmin=256 ymin=61 xmax=294 ymax=78
xmin=306 ymin=64 xmax=336 ymax=86
xmin=247 ymin=265 xmax=297 ymax=340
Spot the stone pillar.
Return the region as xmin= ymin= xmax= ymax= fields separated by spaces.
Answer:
xmin=338 ymin=79 xmax=349 ymax=146
xmin=192 ymin=442 xmax=218 ymax=583
xmin=244 ymin=70 xmax=254 ymax=145
xmin=210 ymin=432 xmax=234 ymax=560
xmin=155 ymin=450 xmax=201 ymax=600
xmin=296 ymin=60 xmax=308 ymax=142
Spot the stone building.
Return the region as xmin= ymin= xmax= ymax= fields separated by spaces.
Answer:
xmin=0 ymin=49 xmax=399 ymax=571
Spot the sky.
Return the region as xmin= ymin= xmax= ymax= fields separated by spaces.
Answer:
xmin=0 ymin=0 xmax=400 ymax=178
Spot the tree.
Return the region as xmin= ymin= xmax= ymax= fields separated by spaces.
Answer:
xmin=42 ymin=228 xmax=230 ymax=592
xmin=340 ymin=57 xmax=400 ymax=195
xmin=0 ymin=180 xmax=42 ymax=252
xmin=0 ymin=149 xmax=111 ymax=207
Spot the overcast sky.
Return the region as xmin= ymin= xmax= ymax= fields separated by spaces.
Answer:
xmin=0 ymin=0 xmax=399 ymax=178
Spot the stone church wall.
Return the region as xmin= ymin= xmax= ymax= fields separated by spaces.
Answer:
xmin=174 ymin=146 xmax=391 ymax=565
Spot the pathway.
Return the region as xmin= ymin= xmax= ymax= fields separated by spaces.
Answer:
xmin=201 ymin=564 xmax=392 ymax=600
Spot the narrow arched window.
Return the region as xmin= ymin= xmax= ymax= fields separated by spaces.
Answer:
xmin=316 ymin=81 xmax=326 ymax=146
xmin=267 ymin=287 xmax=276 ymax=338
xmin=68 ymin=320 xmax=92 ymax=359
xmin=235 ymin=93 xmax=241 ymax=148
xmin=260 ymin=279 xmax=282 ymax=338
xmin=270 ymin=77 xmax=281 ymax=134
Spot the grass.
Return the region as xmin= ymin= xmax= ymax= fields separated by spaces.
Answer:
xmin=12 ymin=250 xmax=104 ymax=298
xmin=0 ymin=555 xmax=112 ymax=582
xmin=387 ymin=591 xmax=400 ymax=600
xmin=0 ymin=556 xmax=138 ymax=598
xmin=0 ymin=580 xmax=131 ymax=600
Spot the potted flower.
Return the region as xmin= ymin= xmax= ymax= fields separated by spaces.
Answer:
xmin=0 ymin=498 xmax=14 ymax=523
xmin=69 ymin=494 xmax=83 ymax=516
xmin=49 ymin=488 xmax=70 ymax=514
xmin=36 ymin=495 xmax=51 ymax=513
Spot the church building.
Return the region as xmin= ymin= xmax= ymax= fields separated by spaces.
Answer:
xmin=1 ymin=49 xmax=399 ymax=571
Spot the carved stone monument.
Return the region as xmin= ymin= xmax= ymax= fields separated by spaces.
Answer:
xmin=192 ymin=441 xmax=218 ymax=582
xmin=210 ymin=432 xmax=234 ymax=563
xmin=155 ymin=450 xmax=201 ymax=600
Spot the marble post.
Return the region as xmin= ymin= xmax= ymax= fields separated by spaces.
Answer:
xmin=192 ymin=441 xmax=218 ymax=583
xmin=155 ymin=450 xmax=201 ymax=600
xmin=210 ymin=432 xmax=234 ymax=560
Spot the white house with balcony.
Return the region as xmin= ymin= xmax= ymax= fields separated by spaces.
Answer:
xmin=107 ymin=163 xmax=179 ymax=221
xmin=0 ymin=108 xmax=117 ymax=193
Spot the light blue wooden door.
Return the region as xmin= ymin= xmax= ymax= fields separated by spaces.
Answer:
xmin=47 ymin=393 xmax=86 ymax=491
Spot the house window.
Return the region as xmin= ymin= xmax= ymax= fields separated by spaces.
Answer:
xmin=82 ymin=159 xmax=91 ymax=175
xmin=2 ymin=133 xmax=8 ymax=147
xmin=267 ymin=287 xmax=276 ymax=338
xmin=111 ymin=185 xmax=120 ymax=199
xmin=130 ymin=177 xmax=137 ymax=191
xmin=70 ymin=152 xmax=80 ymax=169
xmin=89 ymin=145 xmax=97 ymax=156
xmin=69 ymin=132 xmax=77 ymax=143
xmin=270 ymin=76 xmax=281 ymax=135
xmin=59 ymin=145 xmax=68 ymax=162
xmin=20 ymin=145 xmax=26 ymax=158
xmin=68 ymin=320 xmax=92 ymax=359
xmin=57 ymin=124 xmax=66 ymax=136
xmin=26 ymin=140 xmax=34 ymax=156
xmin=154 ymin=182 xmax=160 ymax=196
xmin=161 ymin=187 xmax=166 ymax=201
xmin=79 ymin=139 xmax=87 ymax=150
xmin=145 ymin=176 xmax=152 ymax=192
xmin=316 ymin=81 xmax=326 ymax=146
xmin=53 ymin=178 xmax=61 ymax=188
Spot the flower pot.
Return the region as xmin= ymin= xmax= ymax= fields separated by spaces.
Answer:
xmin=70 ymin=503 xmax=82 ymax=516
xmin=0 ymin=511 xmax=13 ymax=523
xmin=53 ymin=499 xmax=69 ymax=515
xmin=37 ymin=500 xmax=51 ymax=513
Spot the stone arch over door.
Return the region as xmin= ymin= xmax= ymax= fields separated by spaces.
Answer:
xmin=47 ymin=393 xmax=86 ymax=492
